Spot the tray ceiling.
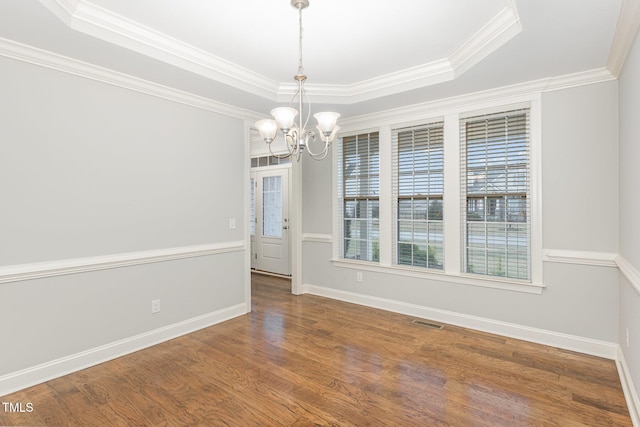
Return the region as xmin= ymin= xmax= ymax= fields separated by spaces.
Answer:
xmin=0 ymin=0 xmax=633 ymax=117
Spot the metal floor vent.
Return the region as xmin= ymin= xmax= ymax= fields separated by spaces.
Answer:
xmin=411 ymin=319 xmax=444 ymax=329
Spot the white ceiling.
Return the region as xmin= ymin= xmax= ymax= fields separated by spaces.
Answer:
xmin=0 ymin=0 xmax=632 ymax=119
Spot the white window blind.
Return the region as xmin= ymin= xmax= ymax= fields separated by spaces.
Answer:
xmin=460 ymin=109 xmax=530 ymax=280
xmin=341 ymin=132 xmax=380 ymax=262
xmin=392 ymin=123 xmax=444 ymax=269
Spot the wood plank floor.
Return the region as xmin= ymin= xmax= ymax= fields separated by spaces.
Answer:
xmin=0 ymin=273 xmax=632 ymax=426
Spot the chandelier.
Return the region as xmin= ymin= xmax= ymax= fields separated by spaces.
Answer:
xmin=255 ymin=0 xmax=340 ymax=161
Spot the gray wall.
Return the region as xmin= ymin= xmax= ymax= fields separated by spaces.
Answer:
xmin=619 ymin=28 xmax=640 ymax=403
xmin=0 ymin=56 xmax=246 ymax=376
xmin=542 ymin=83 xmax=619 ymax=253
xmin=302 ymin=81 xmax=620 ymax=344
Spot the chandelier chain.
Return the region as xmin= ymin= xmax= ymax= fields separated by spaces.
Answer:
xmin=298 ymin=4 xmax=304 ymax=76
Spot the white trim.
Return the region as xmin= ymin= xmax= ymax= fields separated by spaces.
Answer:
xmin=291 ymin=158 xmax=304 ymax=295
xmin=378 ymin=126 xmax=393 ymax=266
xmin=543 ymin=249 xmax=619 ymax=267
xmin=39 ymin=0 xmax=521 ymax=104
xmin=617 ymin=255 xmax=640 ymax=296
xmin=443 ymin=114 xmax=462 ymax=275
xmin=303 ymin=283 xmax=616 ymax=359
xmin=0 ymin=241 xmax=245 ymax=285
xmin=608 ymin=0 xmax=640 ymax=77
xmin=334 ymin=97 xmax=544 ymax=292
xmin=529 ymin=97 xmax=544 ymax=285
xmin=331 ymin=259 xmax=545 ymax=295
xmin=38 ymin=0 xmax=279 ymax=100
xmin=244 ymin=121 xmax=254 ymax=314
xmin=332 ymin=139 xmax=340 ymax=261
xmin=617 ymin=346 xmax=640 ymax=427
xmin=0 ymin=303 xmax=247 ymax=397
xmin=0 ymin=37 xmax=261 ymax=121
xmin=37 ymin=0 xmax=81 ymax=26
xmin=0 ymin=35 xmax=615 ymax=119
xmin=448 ymin=0 xmax=522 ymax=77
xmin=338 ymin=68 xmax=615 ymax=133
xmin=302 ymin=233 xmax=333 ymax=244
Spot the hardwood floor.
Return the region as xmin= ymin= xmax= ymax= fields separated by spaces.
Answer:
xmin=0 ymin=273 xmax=632 ymax=426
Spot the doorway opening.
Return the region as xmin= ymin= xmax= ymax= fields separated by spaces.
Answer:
xmin=250 ymin=156 xmax=292 ymax=278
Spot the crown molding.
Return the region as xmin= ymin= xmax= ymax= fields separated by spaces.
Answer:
xmin=38 ymin=0 xmax=521 ymax=104
xmin=278 ymin=59 xmax=456 ymax=104
xmin=338 ymin=67 xmax=615 ymax=131
xmin=37 ymin=0 xmax=80 ymax=26
xmin=449 ymin=0 xmax=522 ymax=77
xmin=607 ymin=0 xmax=640 ymax=77
xmin=38 ymin=0 xmax=281 ymax=100
xmin=0 ymin=37 xmax=262 ymax=121
xmin=277 ymin=3 xmax=521 ymax=104
xmin=7 ymin=31 xmax=609 ymax=130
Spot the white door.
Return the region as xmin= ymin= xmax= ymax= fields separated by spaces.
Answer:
xmin=251 ymin=168 xmax=290 ymax=275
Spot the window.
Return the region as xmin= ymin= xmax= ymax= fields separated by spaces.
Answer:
xmin=393 ymin=123 xmax=444 ymax=269
xmin=333 ymin=100 xmax=540 ymax=292
xmin=341 ymin=132 xmax=380 ymax=262
xmin=262 ymin=176 xmax=283 ymax=238
xmin=251 ymin=155 xmax=291 ymax=168
xmin=461 ymin=109 xmax=530 ymax=280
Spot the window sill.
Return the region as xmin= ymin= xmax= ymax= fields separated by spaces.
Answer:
xmin=331 ymin=259 xmax=545 ymax=294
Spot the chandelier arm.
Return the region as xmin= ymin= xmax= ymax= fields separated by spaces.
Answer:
xmin=307 ymin=144 xmax=330 ymax=160
xmin=285 ymin=132 xmax=298 ymax=157
xmin=266 ymin=133 xmax=295 ymax=160
xmin=303 ymin=131 xmax=330 ymax=158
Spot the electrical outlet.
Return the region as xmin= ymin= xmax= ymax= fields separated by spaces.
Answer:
xmin=151 ymin=299 xmax=161 ymax=314
xmin=626 ymin=327 xmax=630 ymax=348
xmin=356 ymin=272 xmax=363 ymax=282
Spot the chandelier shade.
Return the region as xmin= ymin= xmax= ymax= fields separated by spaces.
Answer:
xmin=254 ymin=119 xmax=278 ymax=143
xmin=314 ymin=112 xmax=340 ymax=135
xmin=254 ymin=0 xmax=339 ymax=161
xmin=271 ymin=107 xmax=298 ymax=132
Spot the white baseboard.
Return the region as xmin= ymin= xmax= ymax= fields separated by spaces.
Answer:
xmin=303 ymin=283 xmax=618 ymax=359
xmin=0 ymin=303 xmax=247 ymax=398
xmin=618 ymin=346 xmax=640 ymax=427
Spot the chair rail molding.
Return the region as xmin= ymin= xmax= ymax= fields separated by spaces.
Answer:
xmin=0 ymin=241 xmax=245 ymax=285
xmin=616 ymin=255 xmax=640 ymax=296
xmin=543 ymin=249 xmax=618 ymax=267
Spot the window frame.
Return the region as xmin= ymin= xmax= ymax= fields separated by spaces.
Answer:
xmin=460 ymin=109 xmax=531 ymax=281
xmin=333 ymin=97 xmax=543 ymax=294
xmin=392 ymin=121 xmax=445 ymax=270
xmin=339 ymin=131 xmax=381 ymax=263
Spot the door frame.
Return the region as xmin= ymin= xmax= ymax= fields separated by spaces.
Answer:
xmin=246 ymin=123 xmax=302 ymax=298
xmin=250 ymin=166 xmax=291 ymax=276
